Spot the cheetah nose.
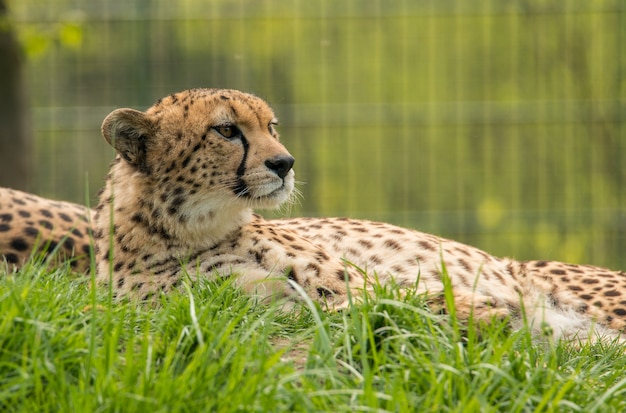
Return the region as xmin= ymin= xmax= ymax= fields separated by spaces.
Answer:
xmin=265 ymin=155 xmax=295 ymax=179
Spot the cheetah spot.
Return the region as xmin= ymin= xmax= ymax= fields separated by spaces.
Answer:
xmin=315 ymin=251 xmax=330 ymax=264
xmin=384 ymin=239 xmax=402 ymax=250
xmin=4 ymin=253 xmax=19 ymax=264
xmin=305 ymin=263 xmax=321 ymax=276
xmin=253 ymin=251 xmax=263 ymax=264
xmin=316 ymin=287 xmax=335 ymax=298
xmin=285 ymin=267 xmax=298 ymax=282
xmin=10 ymin=238 xmax=29 ymax=252
xmin=132 ymin=282 xmax=144 ymax=291
xmin=24 ymin=227 xmax=39 ymax=238
xmin=181 ymin=155 xmax=192 ymax=168
xmin=131 ymin=212 xmax=144 ymax=223
xmin=58 ymin=213 xmax=73 ymax=223
xmin=613 ymin=308 xmax=626 ymax=317
xmin=336 ymin=268 xmax=352 ymax=282
xmin=62 ymin=237 xmax=75 ymax=250
xmin=582 ymin=278 xmax=600 ymax=284
xmin=369 ymin=255 xmax=382 ymax=265
xmin=457 ymin=259 xmax=473 ymax=273
xmin=38 ymin=220 xmax=53 ymax=230
xmin=358 ymin=239 xmax=373 ymax=249
xmin=71 ymin=228 xmax=84 ymax=238
xmin=418 ymin=240 xmax=435 ymax=252
xmin=392 ymin=265 xmax=406 ymax=274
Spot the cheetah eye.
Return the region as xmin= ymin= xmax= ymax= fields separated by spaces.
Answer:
xmin=268 ymin=121 xmax=278 ymax=136
xmin=214 ymin=124 xmax=241 ymax=140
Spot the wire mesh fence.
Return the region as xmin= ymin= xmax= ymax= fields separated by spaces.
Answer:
xmin=6 ymin=0 xmax=626 ymax=267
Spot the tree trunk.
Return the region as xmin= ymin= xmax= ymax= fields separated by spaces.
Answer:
xmin=0 ymin=0 xmax=31 ymax=190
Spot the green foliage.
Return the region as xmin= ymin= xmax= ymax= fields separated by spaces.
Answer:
xmin=2 ymin=263 xmax=626 ymax=412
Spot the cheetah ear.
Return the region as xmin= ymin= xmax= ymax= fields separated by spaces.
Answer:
xmin=101 ymin=108 xmax=155 ymax=173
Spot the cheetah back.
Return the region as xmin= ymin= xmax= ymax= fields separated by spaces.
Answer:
xmin=0 ymin=187 xmax=92 ymax=271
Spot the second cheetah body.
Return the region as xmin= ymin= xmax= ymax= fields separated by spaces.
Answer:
xmin=0 ymin=187 xmax=91 ymax=271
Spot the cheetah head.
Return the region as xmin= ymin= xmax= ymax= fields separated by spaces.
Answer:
xmin=100 ymin=89 xmax=295 ymax=219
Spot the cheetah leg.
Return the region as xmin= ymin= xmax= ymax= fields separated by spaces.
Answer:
xmin=426 ymin=289 xmax=513 ymax=324
xmin=232 ymin=267 xmax=354 ymax=311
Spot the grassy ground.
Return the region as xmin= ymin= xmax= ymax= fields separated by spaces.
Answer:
xmin=1 ymin=262 xmax=626 ymax=412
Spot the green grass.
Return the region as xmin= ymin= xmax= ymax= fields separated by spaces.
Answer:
xmin=1 ymin=263 xmax=626 ymax=412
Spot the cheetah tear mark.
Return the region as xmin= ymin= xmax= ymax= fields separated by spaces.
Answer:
xmin=233 ymin=134 xmax=250 ymax=197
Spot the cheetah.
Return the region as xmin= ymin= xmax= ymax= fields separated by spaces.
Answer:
xmin=0 ymin=187 xmax=91 ymax=271
xmin=2 ymin=88 xmax=626 ymax=344
xmin=88 ymin=87 xmax=626 ymax=343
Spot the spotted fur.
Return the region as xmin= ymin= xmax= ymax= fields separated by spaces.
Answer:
xmin=0 ymin=187 xmax=91 ymax=271
xmin=2 ymin=88 xmax=626 ymax=344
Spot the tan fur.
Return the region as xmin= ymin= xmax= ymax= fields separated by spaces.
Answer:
xmin=0 ymin=187 xmax=91 ymax=271
xmin=2 ymin=88 xmax=626 ymax=344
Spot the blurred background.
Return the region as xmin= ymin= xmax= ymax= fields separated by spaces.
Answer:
xmin=1 ymin=0 xmax=625 ymax=268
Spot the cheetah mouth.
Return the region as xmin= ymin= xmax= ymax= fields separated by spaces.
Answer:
xmin=236 ymin=176 xmax=294 ymax=205
xmin=252 ymin=181 xmax=291 ymax=200
xmin=265 ymin=182 xmax=289 ymax=198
